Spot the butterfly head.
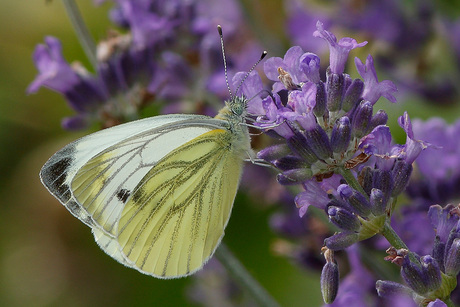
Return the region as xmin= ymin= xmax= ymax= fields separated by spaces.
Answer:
xmin=215 ymin=95 xmax=247 ymax=123
xmin=227 ymin=96 xmax=247 ymax=117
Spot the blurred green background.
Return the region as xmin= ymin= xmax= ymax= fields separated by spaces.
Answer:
xmin=2 ymin=1 xmax=460 ymax=306
xmin=0 ymin=1 xmax=322 ymax=306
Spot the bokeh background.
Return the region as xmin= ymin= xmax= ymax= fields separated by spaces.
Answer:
xmin=1 ymin=1 xmax=460 ymax=306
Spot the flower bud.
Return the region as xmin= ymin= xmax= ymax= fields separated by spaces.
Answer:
xmin=327 ymin=206 xmax=361 ymax=231
xmin=287 ymin=131 xmax=319 ymax=164
xmin=391 ymin=159 xmax=413 ymax=196
xmin=257 ymin=144 xmax=291 ymax=161
xmin=324 ymin=231 xmax=359 ymax=250
xmin=401 ymin=257 xmax=429 ymax=295
xmin=370 ymin=188 xmax=386 ymax=216
xmin=420 ymin=255 xmax=442 ymax=291
xmin=376 ymin=280 xmax=413 ymax=299
xmin=326 ymin=68 xmax=344 ymax=112
xmin=432 ymin=236 xmax=445 ymax=271
xmin=445 ymin=238 xmax=460 ymax=276
xmin=273 ymin=156 xmax=307 ymax=171
xmin=313 ymin=81 xmax=326 ymax=117
xmin=338 ymin=184 xmax=372 ymax=217
xmin=372 ymin=169 xmax=394 ymax=204
xmin=330 ymin=116 xmax=351 ymax=154
xmin=351 ymin=100 xmax=373 ymax=137
xmin=277 ymin=169 xmax=313 ymax=185
xmin=358 ymin=166 xmax=373 ymax=195
xmin=304 ymin=124 xmax=333 ymax=160
xmin=342 ymin=78 xmax=364 ymax=112
xmin=321 ymin=248 xmax=339 ymax=304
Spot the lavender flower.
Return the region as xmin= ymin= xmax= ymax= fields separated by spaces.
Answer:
xmin=245 ymin=22 xmax=449 ymax=305
xmin=377 ymin=205 xmax=460 ymax=305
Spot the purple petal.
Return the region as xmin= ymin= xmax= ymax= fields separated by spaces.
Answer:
xmin=27 ymin=36 xmax=80 ymax=94
xmin=232 ymin=71 xmax=264 ymax=115
xmin=314 ymin=21 xmax=367 ymax=74
xmin=299 ymin=52 xmax=321 ymax=83
xmin=287 ymin=82 xmax=317 ymax=113
xmin=283 ymin=46 xmax=305 ymax=83
xmin=355 ymin=55 xmax=397 ymax=104
xmin=428 ymin=204 xmax=460 ymax=244
xmin=398 ymin=112 xmax=432 ymax=164
xmin=295 ymin=179 xmax=331 ymax=216
xmin=264 ymin=57 xmax=286 ymax=81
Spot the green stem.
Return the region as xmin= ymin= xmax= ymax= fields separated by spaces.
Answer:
xmin=444 ymin=298 xmax=455 ymax=307
xmin=381 ymin=221 xmax=408 ymax=250
xmin=381 ymin=222 xmax=418 ymax=263
xmin=215 ymin=243 xmax=280 ymax=307
xmin=61 ymin=0 xmax=98 ymax=69
xmin=336 ymin=167 xmax=368 ymax=198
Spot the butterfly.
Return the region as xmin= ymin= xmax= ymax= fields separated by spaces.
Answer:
xmin=40 ymin=26 xmax=267 ymax=279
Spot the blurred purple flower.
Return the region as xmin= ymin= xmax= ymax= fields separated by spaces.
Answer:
xmin=285 ymin=0 xmax=331 ymax=54
xmin=406 ymin=118 xmax=460 ymax=207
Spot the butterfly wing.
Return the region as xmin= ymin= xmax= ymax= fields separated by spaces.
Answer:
xmin=40 ymin=114 xmax=248 ymax=277
xmin=116 ymin=128 xmax=245 ymax=278
xmin=40 ymin=114 xmax=214 ymax=229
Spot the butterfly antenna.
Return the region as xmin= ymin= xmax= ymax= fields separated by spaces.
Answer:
xmin=234 ymin=50 xmax=267 ymax=97
xmin=217 ymin=25 xmax=233 ymax=98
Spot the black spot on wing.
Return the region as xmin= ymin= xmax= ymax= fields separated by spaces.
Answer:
xmin=117 ymin=189 xmax=131 ymax=203
xmin=41 ymin=155 xmax=74 ymax=202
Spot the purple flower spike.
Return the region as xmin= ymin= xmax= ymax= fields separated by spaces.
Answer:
xmin=118 ymin=1 xmax=173 ymax=48
xmin=313 ymin=21 xmax=367 ymax=74
xmin=27 ymin=37 xmax=81 ymax=94
xmin=355 ymin=54 xmax=397 ymax=104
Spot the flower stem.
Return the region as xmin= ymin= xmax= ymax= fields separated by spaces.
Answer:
xmin=215 ymin=243 xmax=280 ymax=307
xmin=61 ymin=0 xmax=98 ymax=69
xmin=381 ymin=221 xmax=408 ymax=250
xmin=336 ymin=167 xmax=368 ymax=198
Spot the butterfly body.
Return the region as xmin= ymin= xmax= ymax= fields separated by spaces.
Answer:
xmin=40 ymin=97 xmax=251 ymax=278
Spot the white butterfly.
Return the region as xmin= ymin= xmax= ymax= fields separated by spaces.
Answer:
xmin=40 ymin=24 xmax=269 ymax=278
xmin=40 ymin=94 xmax=254 ymax=278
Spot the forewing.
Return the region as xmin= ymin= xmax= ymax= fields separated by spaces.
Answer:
xmin=39 ymin=114 xmax=220 ymax=231
xmin=117 ymin=129 xmax=245 ymax=278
